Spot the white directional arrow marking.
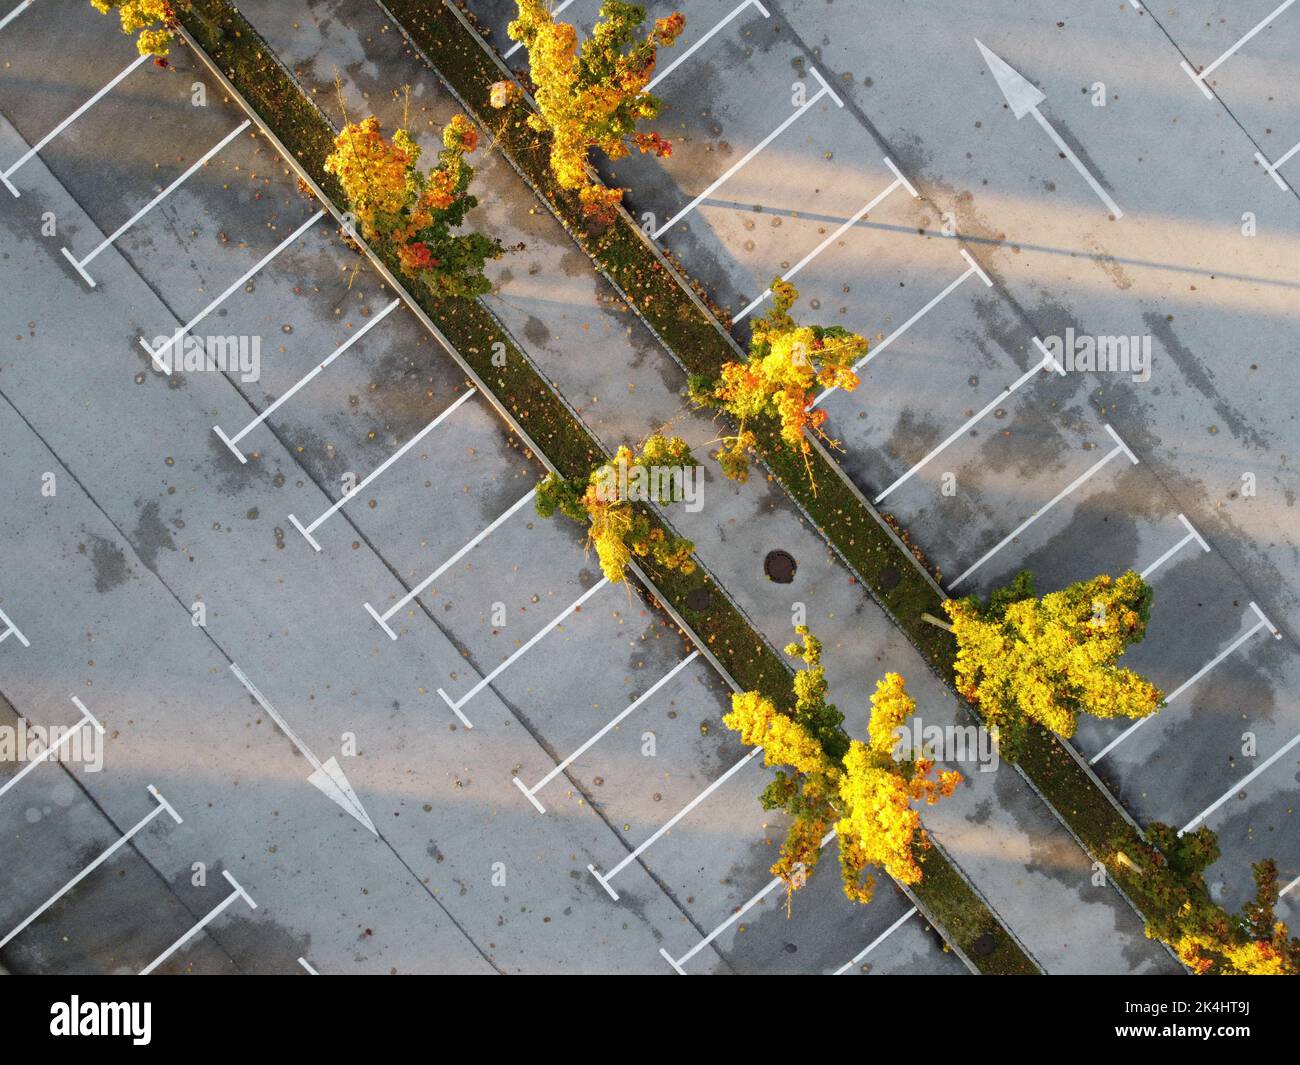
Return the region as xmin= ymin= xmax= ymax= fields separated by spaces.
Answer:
xmin=976 ymin=40 xmax=1122 ymax=219
xmin=229 ymin=664 xmax=377 ymax=834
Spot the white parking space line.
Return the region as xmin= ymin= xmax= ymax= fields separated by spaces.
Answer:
xmin=0 ymin=604 xmax=30 ymax=647
xmin=0 ymin=696 xmax=104 ymax=801
xmin=139 ymin=209 xmax=325 ymax=372
xmin=1091 ymin=602 xmax=1282 ymax=765
xmin=588 ymin=746 xmax=763 ymax=900
xmin=0 ymin=53 xmax=150 ymax=197
xmin=812 ymin=246 xmax=991 ymax=410
xmin=364 ymin=487 xmax=537 ymax=639
xmin=658 ymin=829 xmax=834 ymax=973
xmin=502 ymin=0 xmax=577 ymax=58
xmin=0 ymin=785 xmax=182 ymax=949
xmin=297 ymin=956 xmax=319 ymax=974
xmin=874 ymin=344 xmax=1064 ymax=504
xmin=437 ymin=576 xmax=611 ymax=729
xmin=0 ymin=0 xmax=33 ymax=32
xmin=737 ymin=158 xmax=916 ymax=324
xmin=1139 ymin=513 xmax=1211 ymax=580
xmin=139 ymin=869 xmax=256 ymax=975
xmin=1181 ymin=725 xmax=1300 ymax=836
xmin=948 ymin=424 xmax=1138 ymax=591
xmin=214 ymin=298 xmax=400 ymax=464
xmin=1255 ymin=141 xmax=1300 ymax=191
xmin=60 ymin=120 xmax=250 ymax=287
xmin=652 ymin=67 xmax=844 ymax=239
xmin=833 ymin=905 xmax=918 ymax=975
xmin=646 ymin=0 xmax=770 ymax=92
xmin=1282 ymin=873 xmax=1300 ymax=898
xmin=288 ymin=387 xmax=478 ymax=551
xmin=513 ymin=650 xmax=700 ymax=813
xmin=1180 ymin=0 xmax=1296 ymax=99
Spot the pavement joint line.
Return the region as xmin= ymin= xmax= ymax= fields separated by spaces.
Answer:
xmin=1255 ymin=141 xmax=1299 ymax=190
xmin=365 ymin=485 xmax=537 ymax=637
xmin=436 ymin=575 xmax=612 ymax=728
xmin=0 ymin=605 xmax=30 ymax=647
xmin=1180 ymin=725 xmax=1300 ymax=836
xmin=503 ymin=0 xmax=577 ymax=59
xmin=60 ymin=119 xmax=250 ymax=287
xmin=0 ymin=696 xmax=104 ymax=800
xmin=214 ymin=297 xmax=401 ymax=464
xmin=0 ymin=0 xmax=32 ymax=32
xmin=297 ymin=956 xmax=319 ymax=974
xmin=947 ymin=441 xmax=1127 ymax=591
xmin=1 ymin=52 xmax=150 ymax=197
xmin=139 ymin=208 xmax=325 ymax=371
xmin=288 ymin=386 xmax=478 ymax=551
xmin=588 ymin=746 xmax=763 ymax=897
xmin=652 ymin=80 xmax=835 ymax=238
xmin=139 ymin=869 xmax=257 ymax=975
xmin=0 ymin=785 xmax=182 ymax=949
xmin=646 ymin=0 xmax=771 ymax=92
xmin=1090 ymin=605 xmax=1275 ymax=765
xmin=735 ymin=160 xmax=907 ymax=324
xmin=1180 ymin=0 xmax=1295 ymax=96
xmin=513 ymin=650 xmax=701 ymax=813
xmin=833 ymin=905 xmax=918 ymax=975
xmin=1139 ymin=513 xmax=1211 ymax=580
xmin=874 ymin=350 xmax=1059 ymax=503
xmin=660 ymin=830 xmax=834 ymax=972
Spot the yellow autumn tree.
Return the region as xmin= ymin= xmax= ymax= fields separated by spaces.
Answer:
xmin=91 ymin=0 xmax=183 ymax=63
xmin=690 ymin=280 xmax=865 ymax=490
xmin=944 ymin=569 xmax=1163 ymax=758
xmin=324 ymin=113 xmax=501 ymax=298
xmin=723 ymin=631 xmax=959 ymax=908
xmin=534 ymin=435 xmax=697 ymax=584
xmin=493 ymin=1 xmax=685 ymax=221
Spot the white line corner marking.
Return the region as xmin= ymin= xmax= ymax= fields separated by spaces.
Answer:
xmin=139 ymin=869 xmax=256 ymax=975
xmin=437 ymin=576 xmax=611 ymax=729
xmin=653 ymin=66 xmax=843 ymax=239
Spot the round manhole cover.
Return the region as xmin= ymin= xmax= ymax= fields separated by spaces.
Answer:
xmin=878 ymin=566 xmax=901 ymax=591
xmin=685 ymin=587 xmax=714 ymax=612
xmin=972 ymin=932 xmax=997 ymax=957
xmin=764 ymin=550 xmax=797 ymax=584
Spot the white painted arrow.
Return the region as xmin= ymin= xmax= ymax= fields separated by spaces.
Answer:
xmin=976 ymin=39 xmax=1122 ymax=219
xmin=229 ymin=664 xmax=377 ymax=834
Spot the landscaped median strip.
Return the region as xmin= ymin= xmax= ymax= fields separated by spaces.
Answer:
xmin=177 ymin=0 xmax=1037 ymax=974
xmin=374 ymin=0 xmax=1198 ymax=970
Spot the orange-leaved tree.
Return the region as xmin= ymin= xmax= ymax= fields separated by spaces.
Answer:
xmin=492 ymin=0 xmax=684 ymax=222
xmin=724 ymin=628 xmax=960 ymax=908
xmin=325 ymin=113 xmax=501 ymax=298
xmin=91 ymin=1 xmax=183 ymax=64
xmin=534 ymin=434 xmax=697 ymax=584
xmin=944 ymin=569 xmax=1163 ymax=759
xmin=689 ymin=280 xmax=865 ymax=490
